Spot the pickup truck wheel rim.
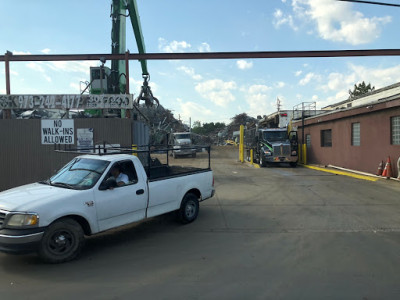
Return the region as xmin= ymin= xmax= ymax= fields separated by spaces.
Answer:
xmin=185 ymin=200 xmax=196 ymax=219
xmin=48 ymin=230 xmax=74 ymax=255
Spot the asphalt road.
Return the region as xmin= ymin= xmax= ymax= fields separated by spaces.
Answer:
xmin=1 ymin=146 xmax=400 ymax=299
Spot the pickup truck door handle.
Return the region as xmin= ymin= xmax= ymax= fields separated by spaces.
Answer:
xmin=136 ymin=189 xmax=145 ymax=195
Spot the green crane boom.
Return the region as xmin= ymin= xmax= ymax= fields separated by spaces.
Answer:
xmin=127 ymin=0 xmax=148 ymax=76
xmin=110 ymin=0 xmax=148 ymax=95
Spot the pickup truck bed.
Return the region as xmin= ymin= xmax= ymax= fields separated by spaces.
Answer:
xmin=148 ymin=165 xmax=209 ymax=180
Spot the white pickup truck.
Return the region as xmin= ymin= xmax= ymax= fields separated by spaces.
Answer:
xmin=0 ymin=150 xmax=214 ymax=263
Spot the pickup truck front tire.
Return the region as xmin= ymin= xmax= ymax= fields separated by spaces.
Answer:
xmin=178 ymin=193 xmax=199 ymax=224
xmin=38 ymin=218 xmax=84 ymax=264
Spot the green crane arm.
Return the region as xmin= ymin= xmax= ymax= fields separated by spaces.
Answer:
xmin=127 ymin=0 xmax=149 ymax=76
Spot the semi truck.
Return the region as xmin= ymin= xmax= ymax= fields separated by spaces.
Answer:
xmin=245 ymin=127 xmax=298 ymax=167
xmin=170 ymin=132 xmax=197 ymax=158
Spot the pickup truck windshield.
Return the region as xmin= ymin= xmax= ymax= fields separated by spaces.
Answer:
xmin=263 ymin=131 xmax=288 ymax=142
xmin=48 ymin=158 xmax=110 ymax=190
xmin=175 ymin=134 xmax=191 ymax=140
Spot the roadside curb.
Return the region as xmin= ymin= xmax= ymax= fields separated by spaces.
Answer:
xmin=244 ymin=161 xmax=260 ymax=168
xmin=301 ymin=164 xmax=379 ymax=182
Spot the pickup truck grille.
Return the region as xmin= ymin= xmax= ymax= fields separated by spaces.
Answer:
xmin=273 ymin=144 xmax=290 ymax=157
xmin=0 ymin=212 xmax=6 ymax=228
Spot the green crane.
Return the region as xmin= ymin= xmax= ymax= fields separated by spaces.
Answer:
xmin=90 ymin=0 xmax=158 ymax=108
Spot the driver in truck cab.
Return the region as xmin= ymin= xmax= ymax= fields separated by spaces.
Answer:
xmin=110 ymin=165 xmax=129 ymax=187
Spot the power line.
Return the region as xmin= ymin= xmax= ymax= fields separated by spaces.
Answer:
xmin=337 ymin=0 xmax=400 ymax=7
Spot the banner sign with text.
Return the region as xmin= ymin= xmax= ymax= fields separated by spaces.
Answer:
xmin=41 ymin=119 xmax=74 ymax=144
xmin=0 ymin=94 xmax=133 ymax=110
xmin=77 ymin=128 xmax=94 ymax=152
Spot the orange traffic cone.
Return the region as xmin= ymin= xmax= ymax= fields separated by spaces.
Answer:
xmin=382 ymin=156 xmax=392 ymax=179
xmin=376 ymin=161 xmax=384 ymax=176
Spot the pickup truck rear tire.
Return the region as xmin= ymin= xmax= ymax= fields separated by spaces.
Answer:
xmin=38 ymin=218 xmax=84 ymax=264
xmin=178 ymin=193 xmax=199 ymax=224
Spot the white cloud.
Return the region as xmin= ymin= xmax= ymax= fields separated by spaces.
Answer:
xmin=275 ymin=81 xmax=285 ymax=88
xmin=177 ymin=66 xmax=202 ymax=80
xmin=176 ymin=98 xmax=215 ymax=123
xmin=47 ymin=61 xmax=94 ymax=74
xmin=319 ymin=63 xmax=400 ymax=105
xmin=273 ymin=8 xmax=298 ymax=31
xmin=275 ymin=0 xmax=391 ymax=45
xmin=25 ymin=62 xmax=54 ymax=83
xmin=26 ymin=62 xmax=45 ymax=73
xmin=158 ymin=38 xmax=211 ymax=53
xmin=40 ymin=48 xmax=51 ymax=54
xmin=295 ymin=70 xmax=302 ymax=77
xmin=195 ymin=79 xmax=237 ymax=107
xmin=245 ymin=84 xmax=275 ymax=117
xmin=299 ymin=72 xmax=320 ymax=86
xmin=43 ymin=75 xmax=52 ymax=82
xmin=12 ymin=50 xmax=31 ymax=55
xmin=198 ymin=42 xmax=211 ymax=52
xmin=236 ymin=60 xmax=253 ymax=70
xmin=249 ymin=84 xmax=271 ymax=94
xmin=69 ymin=82 xmax=80 ymax=92
xmin=306 ymin=0 xmax=391 ymax=45
xmin=158 ymin=38 xmax=192 ymax=53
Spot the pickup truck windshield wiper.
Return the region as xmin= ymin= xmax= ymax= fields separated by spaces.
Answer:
xmin=38 ymin=180 xmax=50 ymax=185
xmin=51 ymin=182 xmax=76 ymax=190
xmin=69 ymin=168 xmax=102 ymax=175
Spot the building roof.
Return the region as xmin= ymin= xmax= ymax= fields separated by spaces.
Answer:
xmin=293 ymin=96 xmax=400 ymax=127
xmin=322 ymin=81 xmax=400 ymax=110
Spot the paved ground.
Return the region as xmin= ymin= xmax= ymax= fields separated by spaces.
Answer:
xmin=1 ymin=146 xmax=400 ymax=299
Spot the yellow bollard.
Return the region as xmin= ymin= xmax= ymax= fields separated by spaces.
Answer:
xmin=239 ymin=125 xmax=244 ymax=163
xmin=250 ymin=149 xmax=254 ymax=164
xmin=302 ymin=144 xmax=307 ymax=165
xmin=132 ymin=144 xmax=138 ymax=157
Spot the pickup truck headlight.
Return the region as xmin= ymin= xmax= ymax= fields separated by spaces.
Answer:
xmin=6 ymin=213 xmax=39 ymax=228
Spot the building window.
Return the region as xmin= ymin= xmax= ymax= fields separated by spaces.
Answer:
xmin=392 ymin=116 xmax=400 ymax=145
xmin=321 ymin=129 xmax=332 ymax=147
xmin=351 ymin=122 xmax=360 ymax=146
xmin=306 ymin=134 xmax=311 ymax=148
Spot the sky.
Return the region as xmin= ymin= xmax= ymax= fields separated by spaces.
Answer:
xmin=1 ymin=0 xmax=400 ymax=125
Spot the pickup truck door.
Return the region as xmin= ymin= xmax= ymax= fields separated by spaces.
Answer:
xmin=94 ymin=160 xmax=148 ymax=232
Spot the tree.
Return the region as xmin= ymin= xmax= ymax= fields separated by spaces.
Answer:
xmin=192 ymin=120 xmax=201 ymax=129
xmin=348 ymin=81 xmax=375 ymax=99
xmin=192 ymin=121 xmax=225 ymax=135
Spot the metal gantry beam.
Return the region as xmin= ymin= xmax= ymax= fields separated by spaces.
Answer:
xmin=2 ymin=49 xmax=400 ymax=62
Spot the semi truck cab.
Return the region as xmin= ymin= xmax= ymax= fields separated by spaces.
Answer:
xmin=257 ymin=128 xmax=298 ymax=167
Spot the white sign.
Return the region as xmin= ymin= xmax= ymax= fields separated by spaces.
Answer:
xmin=41 ymin=120 xmax=74 ymax=144
xmin=0 ymin=94 xmax=133 ymax=110
xmin=77 ymin=128 xmax=94 ymax=152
